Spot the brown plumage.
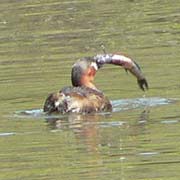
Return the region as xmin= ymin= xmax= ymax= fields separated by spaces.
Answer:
xmin=44 ymin=86 xmax=112 ymax=114
xmin=43 ymin=53 xmax=148 ymax=114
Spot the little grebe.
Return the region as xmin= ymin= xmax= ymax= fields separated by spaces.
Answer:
xmin=43 ymin=53 xmax=148 ymax=114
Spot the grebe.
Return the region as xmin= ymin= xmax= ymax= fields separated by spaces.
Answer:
xmin=43 ymin=53 xmax=148 ymax=114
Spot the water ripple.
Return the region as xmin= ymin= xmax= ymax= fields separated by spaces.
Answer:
xmin=15 ymin=97 xmax=174 ymax=118
xmin=112 ymin=97 xmax=174 ymax=112
xmin=0 ymin=132 xmax=15 ymax=137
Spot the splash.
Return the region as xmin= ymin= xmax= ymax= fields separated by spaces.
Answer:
xmin=112 ymin=97 xmax=173 ymax=112
xmin=15 ymin=109 xmax=44 ymax=118
xmin=15 ymin=97 xmax=174 ymax=118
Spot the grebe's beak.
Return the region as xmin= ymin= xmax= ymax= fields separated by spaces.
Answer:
xmin=90 ymin=62 xmax=99 ymax=71
xmin=94 ymin=54 xmax=148 ymax=91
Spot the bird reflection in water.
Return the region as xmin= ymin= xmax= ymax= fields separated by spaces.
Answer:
xmin=46 ymin=109 xmax=150 ymax=151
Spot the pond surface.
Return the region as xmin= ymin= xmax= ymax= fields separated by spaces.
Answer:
xmin=0 ymin=0 xmax=180 ymax=179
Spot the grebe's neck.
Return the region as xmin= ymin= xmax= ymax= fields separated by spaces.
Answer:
xmin=81 ymin=80 xmax=97 ymax=90
xmin=80 ymin=65 xmax=98 ymax=90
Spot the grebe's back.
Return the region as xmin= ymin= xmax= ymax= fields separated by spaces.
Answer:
xmin=44 ymin=86 xmax=112 ymax=114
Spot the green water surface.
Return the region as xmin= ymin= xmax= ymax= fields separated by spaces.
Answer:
xmin=0 ymin=0 xmax=180 ymax=179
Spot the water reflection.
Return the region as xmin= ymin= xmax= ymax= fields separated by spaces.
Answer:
xmin=46 ymin=109 xmax=150 ymax=150
xmin=47 ymin=113 xmax=109 ymax=153
xmin=0 ymin=0 xmax=180 ymax=179
xmin=44 ymin=108 xmax=153 ymax=180
xmin=0 ymin=132 xmax=15 ymax=137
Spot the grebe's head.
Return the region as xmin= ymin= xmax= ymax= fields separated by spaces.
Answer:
xmin=71 ymin=57 xmax=99 ymax=88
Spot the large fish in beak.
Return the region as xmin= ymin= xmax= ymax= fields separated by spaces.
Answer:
xmin=94 ymin=53 xmax=148 ymax=91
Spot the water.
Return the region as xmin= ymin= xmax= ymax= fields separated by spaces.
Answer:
xmin=0 ymin=0 xmax=180 ymax=179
